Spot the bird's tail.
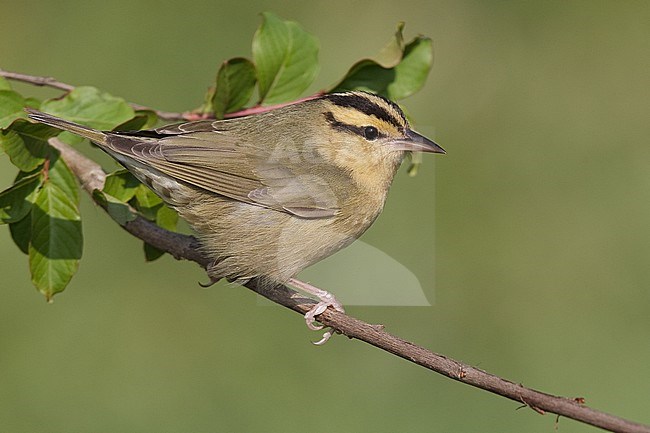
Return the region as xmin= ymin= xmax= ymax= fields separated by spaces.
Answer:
xmin=25 ymin=108 xmax=108 ymax=145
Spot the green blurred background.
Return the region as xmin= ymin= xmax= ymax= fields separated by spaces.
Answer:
xmin=2 ymin=1 xmax=649 ymax=431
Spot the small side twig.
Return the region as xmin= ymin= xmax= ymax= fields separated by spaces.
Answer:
xmin=0 ymin=69 xmax=199 ymax=121
xmin=1 ymin=69 xmax=322 ymax=121
xmin=0 ymin=69 xmax=75 ymax=92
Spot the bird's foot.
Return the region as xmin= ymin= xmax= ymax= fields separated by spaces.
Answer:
xmin=200 ymin=261 xmax=225 ymax=287
xmin=199 ymin=275 xmax=221 ymax=288
xmin=303 ymin=291 xmax=344 ymax=330
xmin=288 ymin=278 xmax=345 ymax=345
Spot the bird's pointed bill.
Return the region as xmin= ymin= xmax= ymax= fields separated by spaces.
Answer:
xmin=388 ymin=130 xmax=445 ymax=153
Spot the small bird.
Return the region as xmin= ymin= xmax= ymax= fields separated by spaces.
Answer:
xmin=27 ymin=91 xmax=444 ymax=341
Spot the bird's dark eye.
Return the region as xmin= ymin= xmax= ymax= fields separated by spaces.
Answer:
xmin=363 ymin=126 xmax=379 ymax=141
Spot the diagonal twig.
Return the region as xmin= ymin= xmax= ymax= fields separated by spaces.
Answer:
xmin=46 ymin=135 xmax=650 ymax=433
xmin=4 ymin=68 xmax=645 ymax=433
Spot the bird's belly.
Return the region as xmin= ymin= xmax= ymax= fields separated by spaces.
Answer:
xmin=179 ymin=195 xmax=372 ymax=285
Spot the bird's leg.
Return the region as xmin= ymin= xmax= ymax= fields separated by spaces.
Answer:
xmin=287 ymin=278 xmax=345 ymax=344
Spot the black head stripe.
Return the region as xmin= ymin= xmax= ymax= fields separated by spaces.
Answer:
xmin=324 ymin=111 xmax=364 ymax=136
xmin=325 ymin=92 xmax=406 ymax=132
xmin=324 ymin=111 xmax=387 ymax=139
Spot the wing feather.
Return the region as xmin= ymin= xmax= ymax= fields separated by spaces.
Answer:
xmin=105 ymin=128 xmax=346 ymax=218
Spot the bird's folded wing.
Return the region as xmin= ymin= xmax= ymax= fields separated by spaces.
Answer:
xmin=106 ymin=133 xmax=344 ymax=219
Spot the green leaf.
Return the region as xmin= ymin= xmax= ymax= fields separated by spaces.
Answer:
xmin=331 ymin=60 xmax=396 ymax=96
xmin=212 ymin=58 xmax=257 ymax=119
xmin=132 ymin=184 xmax=163 ymax=220
xmin=199 ymin=85 xmax=217 ymax=116
xmin=375 ymin=22 xmax=406 ymax=68
xmin=0 ymin=171 xmax=43 ymax=224
xmin=388 ymin=37 xmax=433 ymax=100
xmin=9 ymin=213 xmax=32 ymax=254
xmin=104 ymin=170 xmax=140 ymax=202
xmin=252 ymin=12 xmax=319 ymax=104
xmin=40 ymin=86 xmax=134 ymax=131
xmin=143 ymin=243 xmax=165 ymax=262
xmin=0 ymin=76 xmax=11 ymax=90
xmin=0 ymin=90 xmax=27 ymax=128
xmin=29 ymin=181 xmax=83 ymax=301
xmin=48 ymin=152 xmax=79 ymax=203
xmin=405 ymin=151 xmax=423 ymax=177
xmin=143 ymin=201 xmax=178 ymax=262
xmin=331 ymin=23 xmax=405 ymax=96
xmin=155 ymin=203 xmax=178 ymax=231
xmin=113 ymin=110 xmax=159 ymax=132
xmin=38 ymin=85 xmax=134 ymax=144
xmin=130 ymin=182 xmax=176 ymax=260
xmin=0 ymin=119 xmax=59 ymax=171
xmin=24 ymin=97 xmax=41 ymax=108
xmin=15 ymin=167 xmax=42 ymax=181
xmin=92 ymin=189 xmax=137 ymax=225
xmin=330 ymin=24 xmax=433 ymax=100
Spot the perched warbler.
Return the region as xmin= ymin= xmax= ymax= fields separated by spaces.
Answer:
xmin=27 ymin=91 xmax=444 ymax=341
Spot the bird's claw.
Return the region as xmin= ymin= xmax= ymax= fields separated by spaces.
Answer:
xmin=303 ymin=293 xmax=345 ymax=343
xmin=304 ymin=302 xmax=330 ymax=330
xmin=312 ymin=328 xmax=335 ymax=345
xmin=288 ymin=278 xmax=345 ymax=345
